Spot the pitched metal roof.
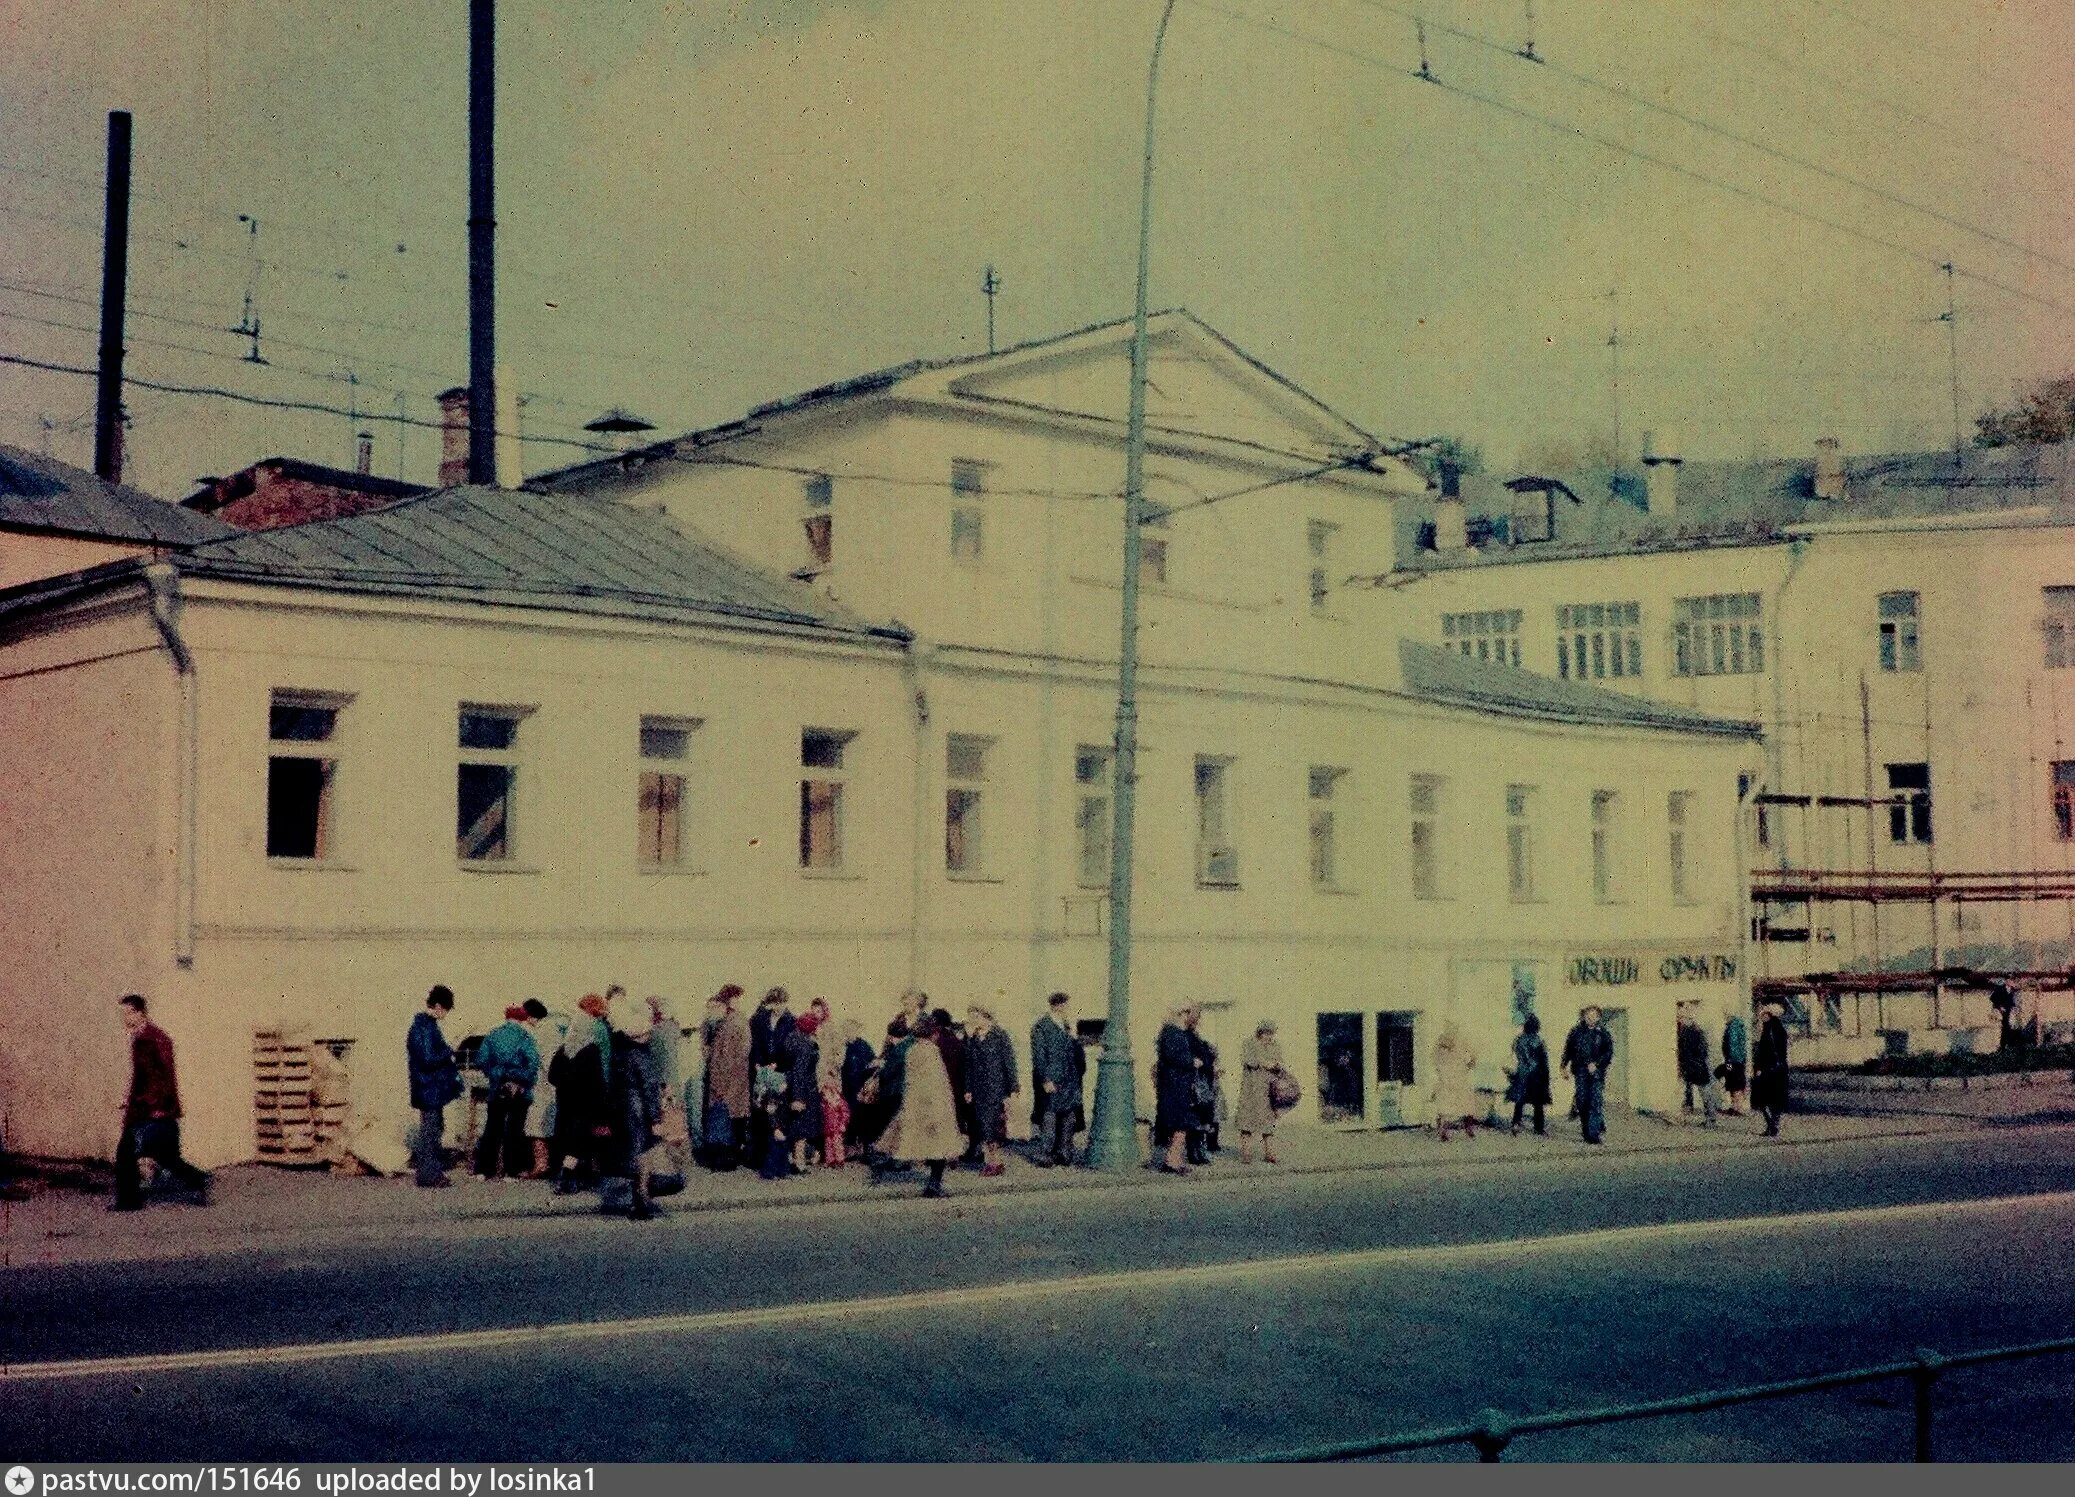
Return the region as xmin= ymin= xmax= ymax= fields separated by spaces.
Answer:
xmin=1398 ymin=639 xmax=1759 ymax=737
xmin=1396 ymin=443 xmax=2075 ymax=571
xmin=0 ymin=443 xmax=236 ymax=545
xmin=163 ymin=484 xmax=901 ymax=639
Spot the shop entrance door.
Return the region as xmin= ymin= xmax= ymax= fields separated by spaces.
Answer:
xmin=1316 ymin=1012 xmax=1365 ymax=1124
xmin=1601 ymin=1007 xmax=1632 ymax=1109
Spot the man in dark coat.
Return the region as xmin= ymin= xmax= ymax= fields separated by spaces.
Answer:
xmin=1752 ymin=1001 xmax=1792 ymax=1137
xmin=1560 ymin=1006 xmax=1614 ymax=1145
xmin=1506 ymin=1014 xmax=1552 ymax=1135
xmin=1677 ymin=1005 xmax=1718 ymax=1125
xmin=1153 ymin=1005 xmax=1203 ymax=1173
xmin=112 ymin=995 xmax=209 ymax=1210
xmin=1186 ymin=1030 xmax=1220 ymax=1165
xmin=962 ymin=1005 xmax=1019 ymax=1177
xmin=747 ymin=988 xmax=796 ymax=1167
xmin=406 ymin=984 xmax=463 ymax=1188
xmin=603 ymin=998 xmax=664 ymax=1220
xmin=931 ymin=1008 xmax=977 ymax=1164
xmin=1029 ymin=991 xmax=1084 ymax=1166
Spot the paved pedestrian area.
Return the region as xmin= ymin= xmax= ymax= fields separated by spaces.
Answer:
xmin=0 ymin=1106 xmax=1981 ymax=1268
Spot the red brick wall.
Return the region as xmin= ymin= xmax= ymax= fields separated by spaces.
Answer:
xmin=209 ymin=475 xmax=411 ymax=531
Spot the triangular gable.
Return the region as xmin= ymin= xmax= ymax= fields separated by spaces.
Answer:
xmin=919 ymin=311 xmax=1380 ymax=459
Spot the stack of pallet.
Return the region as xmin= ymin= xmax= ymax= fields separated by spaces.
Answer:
xmin=252 ymin=1031 xmax=350 ymax=1166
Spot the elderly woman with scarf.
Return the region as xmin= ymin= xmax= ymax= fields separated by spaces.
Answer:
xmin=547 ymin=994 xmax=609 ymax=1193
xmin=602 ymin=989 xmax=665 ymax=1220
xmin=783 ymin=1008 xmax=826 ymax=1173
xmin=1153 ymin=1006 xmax=1202 ymax=1175
xmin=878 ymin=1013 xmax=966 ymax=1198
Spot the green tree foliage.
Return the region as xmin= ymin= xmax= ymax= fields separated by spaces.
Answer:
xmin=1974 ymin=374 xmax=2075 ymax=448
xmin=1404 ymin=435 xmax=1486 ymax=482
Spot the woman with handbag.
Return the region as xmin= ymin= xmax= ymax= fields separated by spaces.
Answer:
xmin=1237 ymin=1019 xmax=1292 ymax=1165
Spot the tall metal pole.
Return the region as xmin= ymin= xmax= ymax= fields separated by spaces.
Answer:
xmin=1939 ymin=262 xmax=1962 ymax=457
xmin=1086 ymin=0 xmax=1177 ymax=1171
xmin=466 ymin=0 xmax=497 ymax=486
xmin=93 ymin=110 xmax=133 ymax=483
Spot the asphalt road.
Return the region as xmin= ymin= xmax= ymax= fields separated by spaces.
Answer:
xmin=4 ymin=1126 xmax=2075 ymax=1461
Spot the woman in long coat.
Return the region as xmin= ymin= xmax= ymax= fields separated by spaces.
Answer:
xmin=961 ymin=1007 xmax=1018 ymax=1177
xmin=878 ymin=1015 xmax=966 ymax=1197
xmin=1751 ymin=1002 xmax=1791 ymax=1137
xmin=839 ymin=1021 xmax=877 ymax=1156
xmin=603 ymin=994 xmax=664 ymax=1220
xmin=546 ymin=996 xmax=608 ymax=1192
xmin=702 ymin=988 xmax=751 ymax=1169
xmin=782 ymin=1011 xmax=825 ymax=1172
xmin=1236 ymin=1020 xmax=1288 ymax=1165
xmin=1505 ymin=1014 xmax=1552 ymax=1136
xmin=1432 ymin=1022 xmax=1479 ymax=1141
xmin=1153 ymin=1007 xmax=1201 ymax=1174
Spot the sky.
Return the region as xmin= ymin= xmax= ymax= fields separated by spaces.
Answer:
xmin=2 ymin=0 xmax=2072 ymax=497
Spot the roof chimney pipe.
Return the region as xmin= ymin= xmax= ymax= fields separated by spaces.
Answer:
xmin=1433 ymin=459 xmax=1467 ymax=551
xmin=437 ymin=386 xmax=471 ymax=487
xmin=1813 ymin=436 xmax=1847 ymax=501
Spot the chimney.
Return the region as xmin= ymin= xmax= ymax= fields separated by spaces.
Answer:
xmin=1641 ymin=428 xmax=1682 ymax=517
xmin=355 ymin=430 xmax=375 ymax=476
xmin=1433 ymin=459 xmax=1467 ymax=551
xmin=493 ymin=366 xmax=522 ymax=489
xmin=1813 ymin=436 xmax=1846 ymax=501
xmin=438 ymin=386 xmax=471 ymax=487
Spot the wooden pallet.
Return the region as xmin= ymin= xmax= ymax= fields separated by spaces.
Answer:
xmin=253 ymin=1031 xmax=350 ymax=1166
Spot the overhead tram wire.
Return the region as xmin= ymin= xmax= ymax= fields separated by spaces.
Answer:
xmin=1183 ymin=1 xmax=2075 ymax=322
xmin=1338 ymin=0 xmax=2075 ymax=277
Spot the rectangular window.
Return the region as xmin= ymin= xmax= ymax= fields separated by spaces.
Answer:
xmin=1506 ymin=783 xmax=1536 ymax=902
xmin=944 ymin=734 xmax=991 ymax=875
xmin=1668 ymin=791 xmax=1694 ymax=903
xmin=1309 ymin=766 xmax=1347 ymax=889
xmin=1307 ymin=520 xmax=1337 ymax=613
xmin=1590 ymin=789 xmax=1620 ymax=903
xmin=267 ymin=692 xmax=342 ymax=860
xmin=638 ymin=717 xmax=697 ymax=867
xmin=1509 ymin=490 xmax=1553 ymax=543
xmin=1557 ymin=601 xmax=1643 ymax=681
xmin=2053 ymin=761 xmax=2075 ymax=842
xmin=457 ymin=707 xmax=526 ymax=863
xmin=1410 ymin=774 xmax=1443 ymax=900
xmin=1877 ymin=591 xmax=1921 ymax=673
xmin=1195 ymin=755 xmax=1239 ymax=888
xmin=1075 ymin=746 xmax=1113 ymax=890
xmin=1440 ymin=609 xmax=1523 ymax=668
xmin=800 ymin=729 xmax=854 ymax=870
xmin=2044 ymin=587 xmax=2075 ymax=669
xmin=1316 ymin=1012 xmax=1366 ymax=1123
xmin=950 ymin=458 xmax=986 ymax=561
xmin=1672 ymin=593 xmax=1765 ymax=677
xmin=1887 ymin=762 xmax=1932 ymax=845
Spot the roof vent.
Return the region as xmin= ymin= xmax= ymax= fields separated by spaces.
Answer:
xmin=1813 ymin=436 xmax=1847 ymax=501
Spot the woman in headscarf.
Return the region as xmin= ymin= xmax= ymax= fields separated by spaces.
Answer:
xmin=603 ymin=988 xmax=664 ymax=1220
xmin=878 ymin=1013 xmax=966 ymax=1198
xmin=546 ymin=993 xmax=609 ymax=1193
xmin=838 ymin=1018 xmax=876 ymax=1159
xmin=1236 ymin=1019 xmax=1289 ymax=1165
xmin=1506 ymin=1013 xmax=1553 ymax=1136
xmin=783 ymin=1008 xmax=825 ymax=1173
xmin=1153 ymin=1005 xmax=1202 ymax=1175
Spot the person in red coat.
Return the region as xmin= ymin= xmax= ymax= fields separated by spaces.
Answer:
xmin=111 ymin=994 xmax=209 ymax=1211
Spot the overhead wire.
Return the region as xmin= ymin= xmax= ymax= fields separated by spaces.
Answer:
xmin=1184 ymin=0 xmax=2075 ymax=321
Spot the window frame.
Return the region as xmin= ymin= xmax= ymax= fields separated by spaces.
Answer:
xmin=457 ymin=704 xmax=531 ymax=866
xmin=2052 ymin=761 xmax=2075 ymax=843
xmin=1668 ymin=790 xmax=1695 ymax=904
xmin=944 ymin=732 xmax=995 ymax=878
xmin=1557 ymin=601 xmax=1643 ymax=682
xmin=799 ymin=727 xmax=856 ymax=873
xmin=1671 ymin=592 xmax=1766 ymax=678
xmin=1194 ymin=754 xmax=1240 ymax=890
xmin=1307 ymin=519 xmax=1338 ymax=615
xmin=949 ymin=458 xmax=988 ymax=563
xmin=637 ymin=715 xmax=701 ymax=870
xmin=1074 ymin=745 xmax=1114 ymax=891
xmin=2044 ymin=587 xmax=2075 ymax=669
xmin=1877 ymin=591 xmax=1921 ymax=673
xmin=1506 ymin=783 xmax=1537 ymax=903
xmin=266 ymin=690 xmax=349 ymax=864
xmin=1308 ymin=765 xmax=1350 ymax=891
xmin=1441 ymin=609 xmax=1524 ymax=668
xmin=1590 ymin=788 xmax=1621 ymax=904
xmin=1409 ymin=773 xmax=1445 ymax=900
xmin=1886 ymin=762 xmax=1933 ymax=846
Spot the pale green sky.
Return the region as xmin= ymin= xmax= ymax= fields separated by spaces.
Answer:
xmin=2 ymin=0 xmax=2071 ymax=496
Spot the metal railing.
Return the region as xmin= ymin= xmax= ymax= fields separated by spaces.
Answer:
xmin=1248 ymin=1336 xmax=2075 ymax=1462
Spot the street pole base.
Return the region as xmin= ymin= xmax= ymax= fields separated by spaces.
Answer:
xmin=1083 ymin=1052 xmax=1140 ymax=1170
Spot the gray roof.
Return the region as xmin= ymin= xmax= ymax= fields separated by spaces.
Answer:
xmin=1398 ymin=639 xmax=1759 ymax=737
xmin=1397 ymin=443 xmax=2075 ymax=571
xmin=0 ymin=443 xmax=236 ymax=546
xmin=0 ymin=484 xmax=902 ymax=642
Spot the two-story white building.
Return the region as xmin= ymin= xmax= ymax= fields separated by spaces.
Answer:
xmin=1387 ymin=439 xmax=2075 ymax=1060
xmin=0 ymin=314 xmax=1759 ymax=1166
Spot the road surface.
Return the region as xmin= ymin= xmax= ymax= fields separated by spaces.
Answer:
xmin=4 ymin=1125 xmax=2073 ymax=1460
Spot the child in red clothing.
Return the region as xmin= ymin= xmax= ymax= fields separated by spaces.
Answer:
xmin=820 ymin=1075 xmax=850 ymax=1167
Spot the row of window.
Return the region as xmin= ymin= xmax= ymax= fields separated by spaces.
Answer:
xmin=1449 ymin=586 xmax=2075 ymax=683
xmin=262 ymin=692 xmax=1713 ymax=901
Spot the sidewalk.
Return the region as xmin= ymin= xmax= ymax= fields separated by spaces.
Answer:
xmin=1796 ymin=1069 xmax=2075 ymax=1124
xmin=0 ymin=1107 xmax=1998 ymax=1270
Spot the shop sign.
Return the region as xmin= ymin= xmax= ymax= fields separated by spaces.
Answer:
xmin=1567 ymin=951 xmax=1738 ymax=986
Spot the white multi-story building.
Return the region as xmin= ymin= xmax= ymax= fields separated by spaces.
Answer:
xmin=1387 ymin=438 xmax=2075 ymax=1060
xmin=0 ymin=315 xmax=1758 ymax=1166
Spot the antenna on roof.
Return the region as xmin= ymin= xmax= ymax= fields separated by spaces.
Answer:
xmin=1415 ymin=16 xmax=1435 ymax=80
xmin=1519 ymin=1 xmax=1541 ymax=62
xmin=982 ymin=264 xmax=1001 ymax=354
xmin=1936 ymin=261 xmax=1962 ymax=458
xmin=232 ymin=214 xmax=267 ymax=365
xmin=1605 ymin=286 xmax=1622 ymax=488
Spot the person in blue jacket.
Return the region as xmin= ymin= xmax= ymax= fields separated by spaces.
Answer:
xmin=473 ymin=999 xmax=545 ymax=1179
xmin=406 ymin=985 xmax=463 ymax=1188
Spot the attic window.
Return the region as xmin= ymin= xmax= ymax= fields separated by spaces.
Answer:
xmin=1509 ymin=488 xmax=1554 ymax=543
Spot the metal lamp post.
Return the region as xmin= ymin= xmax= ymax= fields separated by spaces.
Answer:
xmin=1085 ymin=0 xmax=1178 ymax=1171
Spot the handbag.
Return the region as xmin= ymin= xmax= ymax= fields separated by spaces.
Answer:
xmin=1267 ymin=1069 xmax=1302 ymax=1112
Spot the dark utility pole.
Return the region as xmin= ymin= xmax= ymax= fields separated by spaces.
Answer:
xmin=467 ymin=0 xmax=496 ymax=486
xmin=94 ymin=110 xmax=133 ymax=482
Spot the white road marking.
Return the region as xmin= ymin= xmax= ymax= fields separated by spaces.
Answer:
xmin=3 ymin=1189 xmax=2067 ymax=1384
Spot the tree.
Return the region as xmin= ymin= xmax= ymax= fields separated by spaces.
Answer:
xmin=1403 ymin=435 xmax=1485 ymax=483
xmin=1973 ymin=374 xmax=2075 ymax=448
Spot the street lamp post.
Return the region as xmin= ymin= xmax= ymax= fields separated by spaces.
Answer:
xmin=1086 ymin=0 xmax=1179 ymax=1171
